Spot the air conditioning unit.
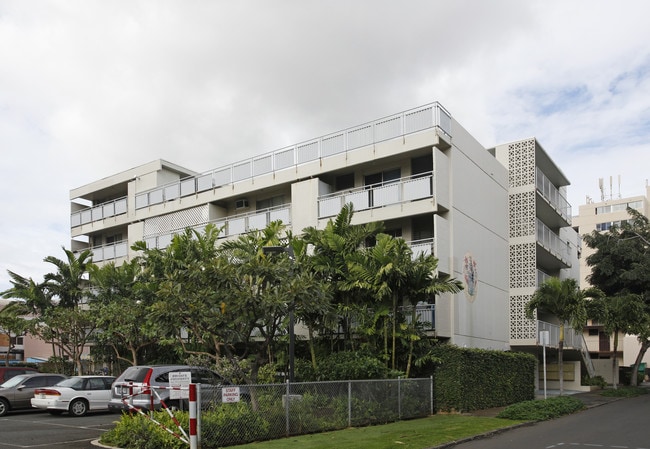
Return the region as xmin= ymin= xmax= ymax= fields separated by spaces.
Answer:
xmin=235 ymin=199 xmax=249 ymax=210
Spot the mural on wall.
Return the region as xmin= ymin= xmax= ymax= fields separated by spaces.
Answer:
xmin=463 ymin=253 xmax=478 ymax=302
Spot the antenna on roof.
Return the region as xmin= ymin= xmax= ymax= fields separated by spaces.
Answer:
xmin=617 ymin=174 xmax=621 ymax=199
xmin=598 ymin=178 xmax=604 ymax=201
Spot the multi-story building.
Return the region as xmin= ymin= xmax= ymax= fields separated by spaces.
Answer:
xmin=66 ymin=102 xmax=589 ymax=384
xmin=573 ymin=183 xmax=650 ymax=382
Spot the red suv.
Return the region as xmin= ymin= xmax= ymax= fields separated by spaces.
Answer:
xmin=0 ymin=367 xmax=38 ymax=384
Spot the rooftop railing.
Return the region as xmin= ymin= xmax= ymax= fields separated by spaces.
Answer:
xmin=71 ymin=103 xmax=451 ymax=227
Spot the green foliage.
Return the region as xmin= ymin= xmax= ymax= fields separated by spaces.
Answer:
xmin=581 ymin=375 xmax=607 ymax=388
xmin=496 ymin=396 xmax=585 ymax=421
xmin=313 ymin=351 xmax=394 ymax=380
xmin=600 ymin=386 xmax=648 ymax=397
xmin=432 ymin=345 xmax=535 ymax=412
xmin=101 ymin=412 xmax=188 ymax=449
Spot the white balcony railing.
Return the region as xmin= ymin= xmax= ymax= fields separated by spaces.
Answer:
xmin=71 ymin=197 xmax=127 ymax=228
xmin=144 ymin=205 xmax=292 ymax=250
xmin=537 ymin=320 xmax=582 ymax=349
xmin=402 ymin=304 xmax=435 ymax=330
xmin=536 ymin=219 xmax=571 ymax=265
xmin=536 ymin=168 xmax=572 ymax=224
xmin=89 ymin=240 xmax=129 ymax=262
xmin=318 ymin=173 xmax=434 ymax=219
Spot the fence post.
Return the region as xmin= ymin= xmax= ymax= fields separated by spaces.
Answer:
xmin=347 ymin=381 xmax=352 ymax=428
xmin=189 ymin=383 xmax=198 ymax=449
xmin=430 ymin=375 xmax=434 ymax=416
xmin=285 ymin=380 xmax=290 ymax=436
xmin=398 ymin=377 xmax=402 ymax=420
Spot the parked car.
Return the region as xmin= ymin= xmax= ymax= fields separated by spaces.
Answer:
xmin=30 ymin=375 xmax=116 ymax=417
xmin=0 ymin=373 xmax=68 ymax=416
xmin=108 ymin=365 xmax=245 ymax=413
xmin=0 ymin=366 xmax=38 ymax=384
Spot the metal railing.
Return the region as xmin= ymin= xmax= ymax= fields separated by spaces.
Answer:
xmin=536 ymin=168 xmax=571 ymax=224
xmin=143 ymin=205 xmax=292 ymax=250
xmin=536 ymin=219 xmax=571 ymax=265
xmin=403 ymin=304 xmax=435 ymax=330
xmin=537 ymin=320 xmax=583 ymax=349
xmin=318 ymin=173 xmax=434 ymax=219
xmin=71 ymin=197 xmax=127 ymax=228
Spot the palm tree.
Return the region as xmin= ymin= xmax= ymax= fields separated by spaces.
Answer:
xmin=525 ymin=277 xmax=588 ymax=395
xmin=345 ymin=233 xmax=462 ymax=372
xmin=302 ymin=203 xmax=383 ymax=349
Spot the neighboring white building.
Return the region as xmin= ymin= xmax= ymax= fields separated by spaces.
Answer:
xmin=573 ymin=183 xmax=650 ymax=380
xmin=64 ymin=102 xmax=586 ymax=381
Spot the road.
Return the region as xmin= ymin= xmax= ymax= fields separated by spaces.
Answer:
xmin=0 ymin=409 xmax=118 ymax=448
xmin=448 ymin=393 xmax=650 ymax=449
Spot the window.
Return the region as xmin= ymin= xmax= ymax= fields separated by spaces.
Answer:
xmin=106 ymin=234 xmax=122 ymax=244
xmin=364 ymin=168 xmax=401 ymax=187
xmin=256 ymin=195 xmax=284 ymax=210
xmin=411 ymin=154 xmax=433 ymax=176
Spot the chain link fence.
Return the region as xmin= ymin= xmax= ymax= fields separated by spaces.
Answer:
xmin=197 ymin=377 xmax=434 ymax=448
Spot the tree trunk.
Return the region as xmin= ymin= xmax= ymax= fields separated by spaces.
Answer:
xmin=612 ymin=331 xmax=619 ymax=389
xmin=630 ymin=338 xmax=650 ymax=386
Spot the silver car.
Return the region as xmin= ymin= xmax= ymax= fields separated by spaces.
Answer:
xmin=107 ymin=365 xmax=239 ymax=413
xmin=0 ymin=373 xmax=67 ymax=416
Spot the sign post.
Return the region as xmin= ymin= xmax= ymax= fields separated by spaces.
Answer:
xmin=540 ymin=330 xmax=549 ymax=399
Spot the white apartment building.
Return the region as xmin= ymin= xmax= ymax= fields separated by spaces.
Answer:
xmin=68 ymin=102 xmax=588 ymax=380
xmin=573 ymin=183 xmax=650 ymax=380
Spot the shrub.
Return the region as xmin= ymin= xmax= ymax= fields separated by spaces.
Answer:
xmin=314 ymin=351 xmax=393 ymax=380
xmin=100 ymin=412 xmax=188 ymax=449
xmin=600 ymin=386 xmax=648 ymax=397
xmin=496 ymin=396 xmax=585 ymax=421
xmin=582 ymin=375 xmax=606 ymax=388
xmin=432 ymin=345 xmax=536 ymax=412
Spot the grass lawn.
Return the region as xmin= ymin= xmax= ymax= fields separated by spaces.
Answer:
xmin=229 ymin=414 xmax=524 ymax=449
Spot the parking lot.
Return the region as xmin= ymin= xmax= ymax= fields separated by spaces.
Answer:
xmin=0 ymin=409 xmax=118 ymax=448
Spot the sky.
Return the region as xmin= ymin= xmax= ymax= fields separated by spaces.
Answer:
xmin=1 ymin=0 xmax=650 ymax=292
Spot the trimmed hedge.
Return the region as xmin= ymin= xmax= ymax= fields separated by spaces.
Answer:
xmin=432 ymin=345 xmax=536 ymax=412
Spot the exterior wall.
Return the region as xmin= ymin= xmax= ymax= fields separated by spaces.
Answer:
xmin=66 ymin=102 xmax=575 ymax=354
xmin=445 ymin=119 xmax=510 ymax=349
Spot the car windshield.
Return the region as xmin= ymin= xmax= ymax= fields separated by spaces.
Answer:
xmin=54 ymin=377 xmax=85 ymax=389
xmin=0 ymin=374 xmax=29 ymax=388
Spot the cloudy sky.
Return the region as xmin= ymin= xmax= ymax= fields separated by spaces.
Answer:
xmin=1 ymin=0 xmax=649 ymax=292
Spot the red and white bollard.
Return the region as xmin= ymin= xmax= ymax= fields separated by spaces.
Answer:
xmin=189 ymin=383 xmax=198 ymax=449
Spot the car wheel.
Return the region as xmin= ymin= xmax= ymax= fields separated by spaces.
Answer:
xmin=0 ymin=398 xmax=8 ymax=417
xmin=48 ymin=410 xmax=64 ymax=415
xmin=69 ymin=399 xmax=88 ymax=417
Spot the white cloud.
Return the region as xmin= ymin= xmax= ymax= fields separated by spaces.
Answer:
xmin=1 ymin=0 xmax=650 ymax=291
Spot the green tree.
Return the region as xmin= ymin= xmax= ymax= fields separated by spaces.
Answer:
xmin=0 ymin=305 xmax=30 ymax=366
xmin=345 ymin=233 xmax=462 ymax=373
xmin=525 ymin=278 xmax=588 ymax=394
xmin=302 ymin=203 xmax=383 ymax=350
xmin=583 ymin=208 xmax=650 ymax=386
xmin=89 ymin=259 xmax=158 ymax=367
xmin=587 ymin=293 xmax=646 ymax=388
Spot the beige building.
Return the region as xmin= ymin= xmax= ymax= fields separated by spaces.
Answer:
xmin=573 ymin=182 xmax=650 ymax=382
xmin=20 ymin=101 xmax=587 ymax=385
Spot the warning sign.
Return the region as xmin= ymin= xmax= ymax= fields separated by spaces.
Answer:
xmin=222 ymin=386 xmax=240 ymax=403
xmin=169 ymin=371 xmax=191 ymax=399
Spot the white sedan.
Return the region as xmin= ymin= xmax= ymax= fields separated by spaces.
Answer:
xmin=31 ymin=375 xmax=116 ymax=417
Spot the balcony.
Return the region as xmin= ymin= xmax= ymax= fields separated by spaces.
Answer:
xmin=89 ymin=240 xmax=129 ymax=262
xmin=403 ymin=304 xmax=435 ymax=331
xmin=71 ymin=197 xmax=127 ymax=228
xmin=318 ymin=173 xmax=434 ymax=219
xmin=144 ymin=205 xmax=292 ymax=250
xmin=536 ymin=168 xmax=571 ymax=226
xmin=536 ymin=219 xmax=571 ymax=268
